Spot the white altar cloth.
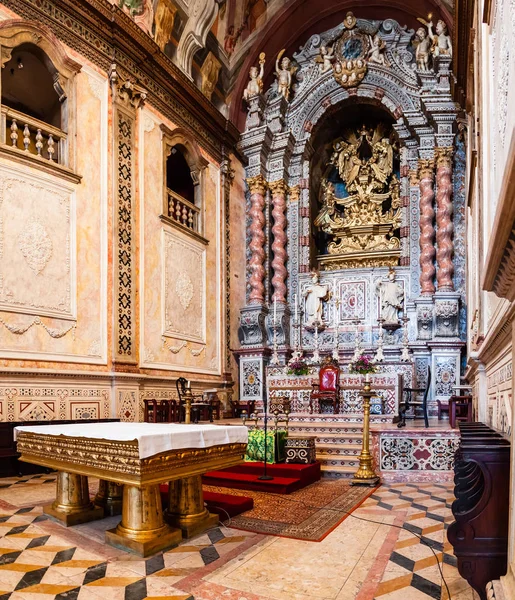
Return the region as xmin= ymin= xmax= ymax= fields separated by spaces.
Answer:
xmin=15 ymin=422 xmax=248 ymax=459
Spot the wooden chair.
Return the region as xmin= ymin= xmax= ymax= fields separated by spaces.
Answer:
xmin=143 ymin=399 xmax=177 ymax=423
xmin=398 ymin=366 xmax=431 ymax=428
xmin=449 ymin=395 xmax=473 ymax=428
xmin=230 ymin=400 xmax=256 ymax=418
xmin=437 ymin=399 xmax=450 ymax=420
xmin=309 ymin=362 xmax=340 ymax=414
xmin=176 ymin=378 xmax=216 ymax=423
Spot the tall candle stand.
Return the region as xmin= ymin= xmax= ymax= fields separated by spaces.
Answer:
xmin=400 ymin=315 xmax=411 ymax=362
xmin=332 ymin=299 xmax=340 ymax=362
xmin=351 ymin=376 xmax=380 ymax=487
xmin=312 ymin=320 xmax=321 ymax=364
xmin=352 ymin=318 xmax=363 ymax=361
xmin=270 ymin=320 xmax=280 ymax=365
xmin=375 ymin=318 xmax=385 ymax=363
xmin=289 ymin=308 xmax=304 ymax=364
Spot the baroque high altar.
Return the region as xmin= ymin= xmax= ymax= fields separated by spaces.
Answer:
xmin=236 ymin=12 xmax=465 ymax=415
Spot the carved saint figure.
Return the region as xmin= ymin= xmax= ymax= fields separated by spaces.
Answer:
xmin=368 ymin=34 xmax=390 ymax=67
xmin=375 ymin=268 xmax=404 ymax=324
xmin=415 ymin=27 xmax=432 ymax=70
xmin=275 ymin=50 xmax=293 ymax=100
xmin=316 ymin=45 xmax=334 ymax=73
xmin=427 ymin=20 xmax=452 ymax=58
xmin=243 ymin=52 xmax=265 ymax=101
xmin=303 ymin=272 xmax=329 ymax=327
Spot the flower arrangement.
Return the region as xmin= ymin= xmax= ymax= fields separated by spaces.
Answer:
xmin=287 ymin=358 xmax=309 ymax=376
xmin=348 ymin=354 xmax=377 ymax=375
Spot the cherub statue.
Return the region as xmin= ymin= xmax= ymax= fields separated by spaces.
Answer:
xmin=316 ymin=45 xmax=334 ymax=73
xmin=414 ymin=27 xmax=432 ymax=70
xmin=368 ymin=34 xmax=390 ymax=67
xmin=418 ymin=17 xmax=452 ymax=58
xmin=243 ymin=52 xmax=265 ymax=102
xmin=429 ymin=20 xmax=452 ymax=57
xmin=275 ymin=49 xmax=294 ymax=100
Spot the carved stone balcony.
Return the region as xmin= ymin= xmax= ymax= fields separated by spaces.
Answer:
xmin=0 ymin=105 xmax=80 ymax=183
xmin=161 ymin=188 xmax=208 ymax=245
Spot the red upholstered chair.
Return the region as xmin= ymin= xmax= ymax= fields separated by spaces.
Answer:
xmin=309 ymin=363 xmax=340 ymax=414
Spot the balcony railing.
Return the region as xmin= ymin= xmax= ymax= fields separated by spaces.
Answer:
xmin=167 ymin=188 xmax=200 ymax=234
xmin=1 ymin=105 xmax=67 ymax=166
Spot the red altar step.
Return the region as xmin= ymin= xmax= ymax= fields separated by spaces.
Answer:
xmin=202 ymin=461 xmax=321 ymax=494
xmin=159 ymin=486 xmax=254 ymax=518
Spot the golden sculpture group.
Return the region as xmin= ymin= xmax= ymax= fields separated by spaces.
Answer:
xmin=316 ymin=124 xmax=402 ymax=270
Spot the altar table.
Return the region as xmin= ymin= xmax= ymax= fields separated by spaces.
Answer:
xmin=15 ymin=423 xmax=247 ymax=556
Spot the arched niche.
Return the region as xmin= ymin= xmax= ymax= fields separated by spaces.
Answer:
xmin=160 ymin=125 xmax=209 ymax=241
xmin=0 ymin=20 xmax=81 ymax=170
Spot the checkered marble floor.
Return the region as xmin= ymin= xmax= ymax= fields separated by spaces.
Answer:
xmin=0 ymin=475 xmax=476 ymax=600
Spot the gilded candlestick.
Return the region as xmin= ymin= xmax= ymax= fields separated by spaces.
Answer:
xmin=351 ymin=378 xmax=380 ymax=486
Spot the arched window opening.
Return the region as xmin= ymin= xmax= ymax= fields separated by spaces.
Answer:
xmin=2 ymin=43 xmax=62 ymax=128
xmin=166 ymin=145 xmax=195 ymax=204
xmin=0 ymin=27 xmax=80 ymax=169
xmin=162 ymin=130 xmax=207 ymax=240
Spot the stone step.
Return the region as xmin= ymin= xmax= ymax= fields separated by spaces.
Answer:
xmin=289 ymin=432 xmax=363 ymax=444
xmin=317 ymin=452 xmax=361 ymax=468
xmin=320 ymin=464 xmax=355 ymax=478
xmin=315 ymin=443 xmax=362 ymax=455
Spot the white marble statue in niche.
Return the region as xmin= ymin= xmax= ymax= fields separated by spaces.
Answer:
xmin=303 ymin=272 xmax=329 ymax=327
xmin=375 ymin=267 xmax=404 ymax=324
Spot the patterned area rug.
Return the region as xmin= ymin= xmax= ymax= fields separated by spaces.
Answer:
xmin=204 ymin=479 xmax=377 ymax=541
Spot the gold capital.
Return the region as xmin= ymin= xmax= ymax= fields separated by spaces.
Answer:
xmin=434 ymin=146 xmax=454 ymax=169
xmin=417 ymin=158 xmax=435 ymax=180
xmin=268 ymin=179 xmax=288 ymax=196
xmin=288 ymin=185 xmax=300 ymax=202
xmin=246 ymin=174 xmax=267 ymax=195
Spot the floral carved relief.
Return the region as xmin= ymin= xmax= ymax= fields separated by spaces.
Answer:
xmin=18 ymin=218 xmax=53 ymax=275
xmin=175 ymin=272 xmax=194 ymax=310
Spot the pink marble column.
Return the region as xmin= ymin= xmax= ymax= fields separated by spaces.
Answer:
xmin=418 ymin=159 xmax=436 ymax=295
xmin=269 ymin=179 xmax=288 ymax=303
xmin=247 ymin=175 xmax=267 ymax=304
xmin=435 ymin=147 xmax=455 ymax=291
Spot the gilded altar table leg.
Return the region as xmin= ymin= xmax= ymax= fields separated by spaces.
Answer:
xmin=165 ymin=475 xmax=218 ymax=538
xmin=105 ymin=484 xmax=181 ymax=557
xmin=94 ymin=479 xmax=123 ymax=516
xmin=44 ymin=471 xmax=104 ymax=526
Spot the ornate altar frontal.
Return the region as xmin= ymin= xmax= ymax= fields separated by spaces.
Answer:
xmin=16 ymin=423 xmax=247 ymax=556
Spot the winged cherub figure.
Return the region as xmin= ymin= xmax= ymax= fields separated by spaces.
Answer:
xmin=243 ymin=52 xmax=265 ymax=102
xmin=275 ymin=49 xmax=295 ymax=100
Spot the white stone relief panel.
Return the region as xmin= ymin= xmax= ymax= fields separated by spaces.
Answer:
xmin=0 ymin=164 xmax=76 ymax=320
xmin=162 ymin=228 xmax=206 ymax=344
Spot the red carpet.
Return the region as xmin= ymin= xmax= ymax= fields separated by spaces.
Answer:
xmin=159 ymin=485 xmax=253 ymax=518
xmin=202 ymin=461 xmax=321 ymax=494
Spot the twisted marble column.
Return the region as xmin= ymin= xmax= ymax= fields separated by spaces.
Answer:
xmin=435 ymin=147 xmax=454 ymax=291
xmin=247 ymin=175 xmax=267 ymax=304
xmin=418 ymin=159 xmax=436 ymax=295
xmin=269 ymin=179 xmax=288 ymax=303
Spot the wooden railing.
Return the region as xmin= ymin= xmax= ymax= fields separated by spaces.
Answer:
xmin=1 ymin=105 xmax=67 ymax=166
xmin=167 ymin=188 xmax=200 ymax=233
